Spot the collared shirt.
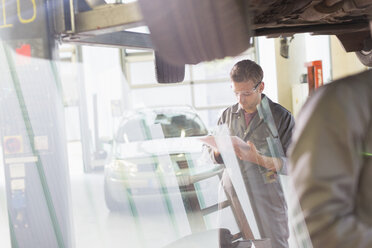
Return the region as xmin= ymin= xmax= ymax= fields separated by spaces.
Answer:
xmin=244 ymin=111 xmax=257 ymax=127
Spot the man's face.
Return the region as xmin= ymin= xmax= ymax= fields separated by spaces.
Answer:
xmin=232 ymin=80 xmax=264 ymax=113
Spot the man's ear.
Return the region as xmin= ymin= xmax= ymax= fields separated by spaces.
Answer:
xmin=259 ymin=81 xmax=265 ymax=93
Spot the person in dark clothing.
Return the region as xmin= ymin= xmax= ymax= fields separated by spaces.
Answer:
xmin=210 ymin=59 xmax=295 ymax=248
xmin=289 ymin=70 xmax=372 ymax=248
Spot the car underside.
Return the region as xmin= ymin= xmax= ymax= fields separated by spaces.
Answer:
xmin=252 ymin=0 xmax=372 ymax=52
xmin=57 ymin=0 xmax=372 ymax=82
xmin=137 ymin=0 xmax=372 ymax=69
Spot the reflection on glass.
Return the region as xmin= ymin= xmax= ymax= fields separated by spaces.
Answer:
xmin=0 ymin=39 xmax=312 ymax=248
xmin=104 ymin=107 xmax=224 ymax=247
xmin=115 ymin=108 xmax=208 ymax=142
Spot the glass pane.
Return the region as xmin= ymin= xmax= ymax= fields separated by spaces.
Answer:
xmin=128 ymin=61 xmax=157 ymax=85
xmin=191 ymin=52 xmax=255 ymax=81
xmin=131 ymin=85 xmax=192 ymax=107
xmin=193 ymin=82 xmax=236 ymax=107
xmin=1 ymin=8 xmax=314 ymax=247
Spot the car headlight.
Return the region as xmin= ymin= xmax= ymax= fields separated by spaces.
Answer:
xmin=110 ymin=160 xmax=138 ymax=173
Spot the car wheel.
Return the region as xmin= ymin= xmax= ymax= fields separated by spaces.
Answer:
xmin=138 ymin=0 xmax=251 ymax=65
xmin=155 ymin=52 xmax=185 ymax=83
xmin=355 ymin=50 xmax=372 ymax=67
xmin=104 ymin=180 xmax=124 ymax=211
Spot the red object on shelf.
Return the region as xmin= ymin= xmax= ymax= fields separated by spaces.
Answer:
xmin=15 ymin=44 xmax=32 ymax=65
xmin=15 ymin=44 xmax=31 ymax=57
xmin=305 ymin=60 xmax=323 ymax=95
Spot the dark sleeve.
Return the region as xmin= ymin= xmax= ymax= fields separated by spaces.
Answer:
xmin=270 ymin=107 xmax=295 ymax=175
xmin=277 ymin=110 xmax=295 ymax=156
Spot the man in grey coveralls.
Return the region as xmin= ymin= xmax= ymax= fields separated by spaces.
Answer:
xmin=211 ymin=60 xmax=294 ymax=248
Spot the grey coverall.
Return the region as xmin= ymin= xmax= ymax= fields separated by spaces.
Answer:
xmin=289 ymin=70 xmax=372 ymax=248
xmin=214 ymin=95 xmax=295 ymax=248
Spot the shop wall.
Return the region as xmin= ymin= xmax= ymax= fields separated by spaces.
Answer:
xmin=330 ymin=36 xmax=367 ymax=80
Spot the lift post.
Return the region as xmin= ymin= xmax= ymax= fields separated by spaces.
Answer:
xmin=0 ymin=0 xmax=74 ymax=246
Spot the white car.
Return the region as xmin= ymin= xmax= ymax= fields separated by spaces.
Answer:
xmin=104 ymin=106 xmax=219 ymax=212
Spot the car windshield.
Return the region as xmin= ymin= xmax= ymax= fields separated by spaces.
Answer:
xmin=116 ymin=110 xmax=209 ymax=142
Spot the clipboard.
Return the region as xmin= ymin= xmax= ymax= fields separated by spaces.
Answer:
xmin=199 ymin=136 xmax=250 ymax=151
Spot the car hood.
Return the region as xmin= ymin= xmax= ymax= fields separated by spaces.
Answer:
xmin=114 ymin=137 xmax=205 ymax=159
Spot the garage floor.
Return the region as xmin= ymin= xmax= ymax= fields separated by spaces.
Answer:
xmin=0 ymin=141 xmax=244 ymax=248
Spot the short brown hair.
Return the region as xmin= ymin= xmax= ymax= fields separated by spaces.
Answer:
xmin=230 ymin=59 xmax=263 ymax=84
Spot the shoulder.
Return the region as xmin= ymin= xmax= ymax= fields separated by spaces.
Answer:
xmin=265 ymin=96 xmax=293 ymax=120
xmin=307 ymin=70 xmax=372 ymax=106
xmin=218 ymin=103 xmax=239 ymax=124
xmin=299 ymin=70 xmax=372 ymax=124
xmin=297 ymin=70 xmax=372 ymax=136
xmin=220 ymin=103 xmax=239 ymax=117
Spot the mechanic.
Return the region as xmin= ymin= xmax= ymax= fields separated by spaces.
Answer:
xmin=288 ymin=69 xmax=372 ymax=247
xmin=211 ymin=59 xmax=294 ymax=248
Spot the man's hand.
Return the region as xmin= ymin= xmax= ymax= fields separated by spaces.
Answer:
xmin=233 ymin=140 xmax=259 ymax=164
xmin=234 ymin=141 xmax=282 ymax=172
xmin=213 ymin=149 xmax=221 ymax=158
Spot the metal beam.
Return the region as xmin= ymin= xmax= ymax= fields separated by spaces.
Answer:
xmin=63 ymin=31 xmax=153 ymax=49
xmin=254 ymin=21 xmax=369 ymax=37
xmin=73 ymin=2 xmax=144 ymax=35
